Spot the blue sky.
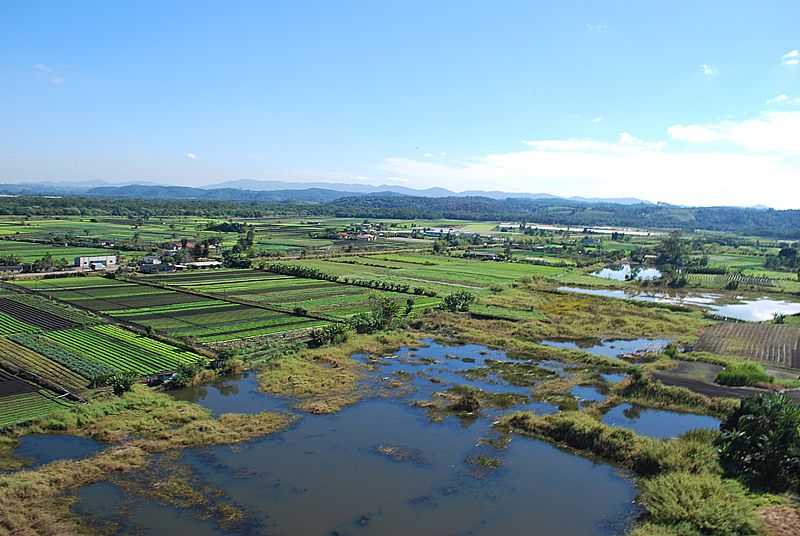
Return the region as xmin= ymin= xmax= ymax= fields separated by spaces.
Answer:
xmin=1 ymin=1 xmax=799 ymax=207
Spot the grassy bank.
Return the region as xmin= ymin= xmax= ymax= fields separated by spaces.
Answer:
xmin=498 ymin=410 xmax=771 ymax=536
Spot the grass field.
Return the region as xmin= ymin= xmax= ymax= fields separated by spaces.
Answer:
xmin=270 ymin=253 xmax=573 ymax=295
xmin=146 ymin=269 xmax=440 ymax=319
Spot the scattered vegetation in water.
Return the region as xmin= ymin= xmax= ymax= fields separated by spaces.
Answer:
xmin=0 ymin=386 xmax=293 ymax=536
xmin=373 ymin=445 xmax=429 ymax=466
xmin=461 ymin=359 xmax=556 ymax=386
xmin=416 ymin=385 xmax=529 ymax=422
xmin=617 ymin=371 xmax=738 ymax=418
xmin=106 ymin=453 xmax=253 ymax=532
xmin=257 ymin=331 xmax=422 ymax=413
xmin=468 ymin=454 xmax=502 ymax=469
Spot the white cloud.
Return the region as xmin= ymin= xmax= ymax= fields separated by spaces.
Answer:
xmin=766 ymin=94 xmax=800 ymax=105
xmin=423 ymin=152 xmax=433 ymax=158
xmin=782 ymin=49 xmax=800 ymax=65
xmin=591 ymin=116 xmax=603 ymax=123
xmin=379 ymin=118 xmax=800 ymax=208
xmin=33 ymin=64 xmax=64 ymax=85
xmin=186 ymin=152 xmax=197 ymax=160
xmin=668 ymin=112 xmax=800 ymax=155
xmin=701 ymin=64 xmax=717 ymax=77
xmin=586 ymin=23 xmax=607 ymax=32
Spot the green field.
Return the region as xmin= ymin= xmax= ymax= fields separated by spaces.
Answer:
xmin=0 ymin=390 xmax=73 ymax=428
xmin=15 ymin=274 xmax=329 ymax=343
xmin=146 ymin=269 xmax=441 ymax=319
xmin=271 ymin=253 xmax=573 ymax=295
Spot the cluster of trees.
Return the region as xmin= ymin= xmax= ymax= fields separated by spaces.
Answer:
xmin=262 ymin=263 xmax=340 ymax=282
xmin=207 ymin=221 xmax=247 ymax=233
xmin=5 ymin=192 xmax=800 ymax=239
xmin=262 ymin=263 xmax=437 ymax=296
xmin=326 ymin=196 xmax=800 ymax=239
xmin=765 ymin=245 xmax=799 ymax=272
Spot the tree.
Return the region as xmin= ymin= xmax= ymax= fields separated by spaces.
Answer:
xmin=109 ymin=371 xmax=139 ymax=396
xmin=441 ymin=290 xmax=476 ymax=312
xmin=717 ymin=393 xmax=800 ymax=492
xmin=656 ymin=231 xmax=689 ymax=269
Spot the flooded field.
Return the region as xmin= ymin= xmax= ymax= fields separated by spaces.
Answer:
xmin=540 ymin=338 xmax=670 ymax=360
xmin=591 ymin=264 xmax=662 ymax=282
xmin=72 ymin=342 xmax=641 ymax=535
xmin=558 ymin=286 xmax=800 ymax=321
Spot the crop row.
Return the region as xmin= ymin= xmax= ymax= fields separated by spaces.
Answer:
xmin=198 ymin=318 xmax=328 ymax=343
xmin=10 ymin=333 xmax=115 ymax=381
xmin=0 ymin=338 xmax=88 ymax=392
xmin=105 ymin=299 xmax=237 ymax=318
xmin=91 ymin=325 xmax=204 ymax=365
xmin=0 ymin=391 xmax=73 ymax=428
xmin=0 ymin=312 xmax=41 ymax=336
xmin=0 ymin=297 xmax=78 ymax=330
xmin=696 ymin=323 xmax=800 ymax=369
xmin=5 ymin=294 xmax=100 ymax=325
xmin=44 ymin=328 xmax=203 ymax=375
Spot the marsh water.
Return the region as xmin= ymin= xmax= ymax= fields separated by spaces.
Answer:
xmin=14 ymin=434 xmax=103 ymax=468
xmin=591 ymin=264 xmax=662 ymax=282
xmin=602 ymin=404 xmax=720 ymax=439
xmin=71 ymin=341 xmax=644 ymax=535
xmin=558 ymin=286 xmax=800 ymax=322
xmin=539 ymin=338 xmax=670 ymax=360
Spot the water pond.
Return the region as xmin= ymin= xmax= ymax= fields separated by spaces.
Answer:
xmin=14 ymin=434 xmax=103 ymax=468
xmin=540 ymin=338 xmax=670 ymax=360
xmin=73 ymin=341 xmax=640 ymax=535
xmin=602 ymin=403 xmax=720 ymax=439
xmin=558 ymin=287 xmax=800 ymax=322
xmin=592 ymin=264 xmax=662 ymax=282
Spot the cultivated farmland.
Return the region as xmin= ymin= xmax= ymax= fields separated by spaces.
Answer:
xmin=14 ymin=275 xmax=329 ymax=344
xmin=145 ymin=269 xmax=441 ymax=319
xmin=695 ymin=322 xmax=800 ymax=369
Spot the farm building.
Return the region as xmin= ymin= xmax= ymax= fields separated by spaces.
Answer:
xmin=75 ymin=255 xmax=117 ymax=270
xmin=174 ymin=260 xmax=222 ymax=270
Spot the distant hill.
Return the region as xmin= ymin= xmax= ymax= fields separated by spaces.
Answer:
xmin=207 ymin=179 xmax=652 ymax=205
xmin=84 ymin=185 xmax=352 ymax=203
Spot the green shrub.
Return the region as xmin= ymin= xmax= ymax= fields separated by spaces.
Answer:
xmin=109 ymin=371 xmax=139 ymax=396
xmin=630 ymin=522 xmax=702 ymax=536
xmin=308 ymin=323 xmax=351 ymax=347
xmin=638 ymin=472 xmax=760 ymax=536
xmin=715 ymin=362 xmax=772 ymax=387
xmin=170 ymin=362 xmax=203 ymax=388
xmin=717 ymin=393 xmax=800 ymax=492
xmin=441 ymin=290 xmax=476 ymax=312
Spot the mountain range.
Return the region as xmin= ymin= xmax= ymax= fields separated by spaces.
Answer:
xmin=0 ymin=180 xmax=652 ymax=205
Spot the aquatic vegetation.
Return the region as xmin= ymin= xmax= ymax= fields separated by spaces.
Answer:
xmin=617 ymin=373 xmax=738 ymax=418
xmin=257 ymin=331 xmax=422 ymax=413
xmin=461 ymin=359 xmax=556 ymax=386
xmin=0 ymin=386 xmax=293 ymax=536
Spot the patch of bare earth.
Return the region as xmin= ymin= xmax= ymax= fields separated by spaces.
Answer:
xmin=759 ymin=506 xmax=800 ymax=536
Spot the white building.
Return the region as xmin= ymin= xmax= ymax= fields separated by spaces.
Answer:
xmin=75 ymin=255 xmax=117 ymax=270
